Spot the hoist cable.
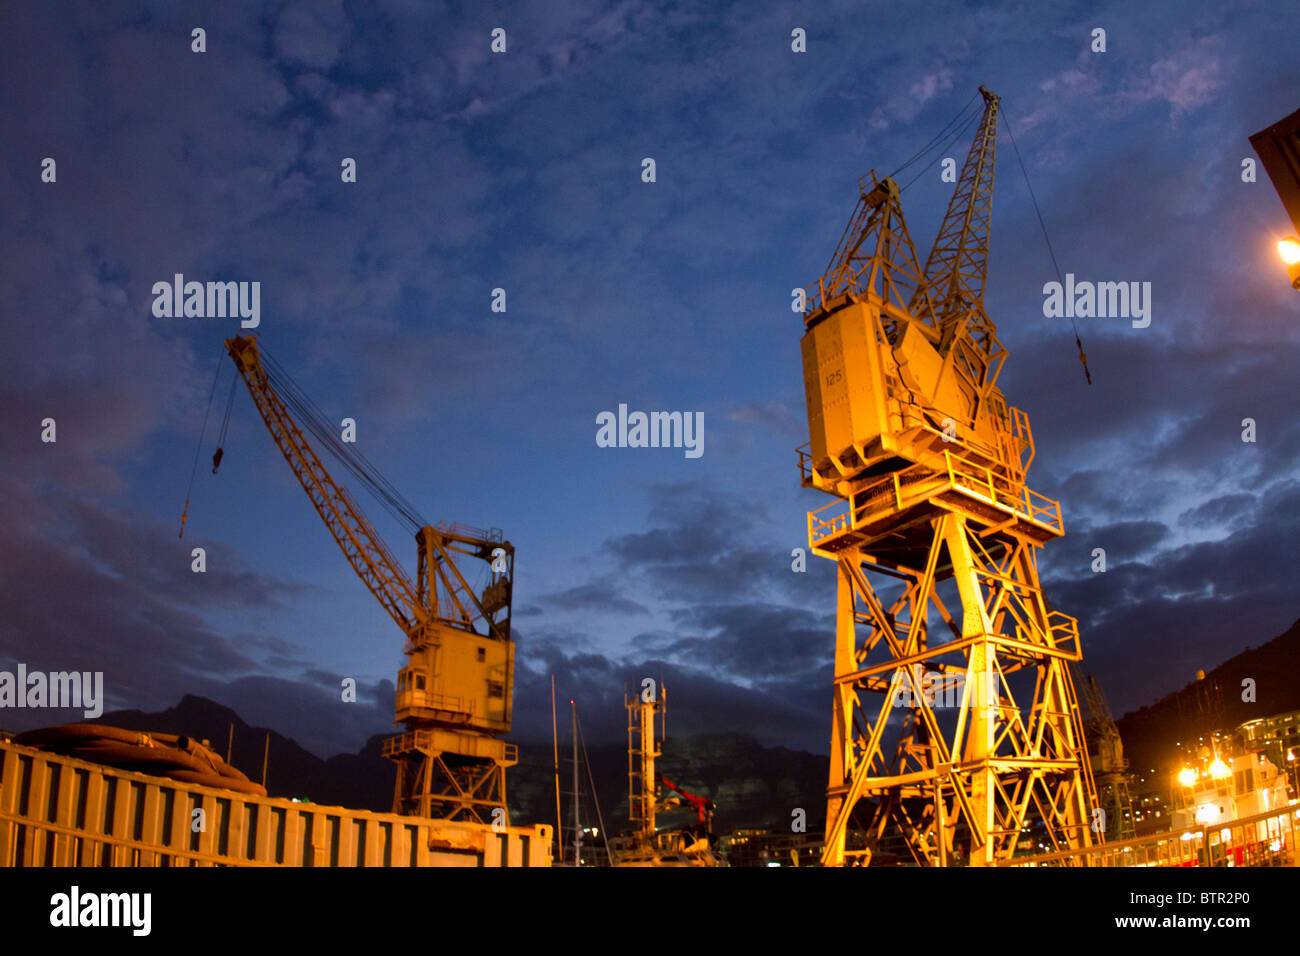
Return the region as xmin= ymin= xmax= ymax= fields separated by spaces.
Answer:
xmin=900 ymin=108 xmax=982 ymax=193
xmin=1000 ymin=106 xmax=1093 ymax=384
xmin=256 ymin=344 xmax=428 ymax=534
xmin=216 ymin=368 xmax=238 ymax=450
xmin=179 ymin=350 xmax=224 ymax=538
xmin=888 ymin=91 xmax=981 ymax=180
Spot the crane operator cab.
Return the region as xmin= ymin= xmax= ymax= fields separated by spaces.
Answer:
xmin=395 ymin=631 xmax=513 ymax=733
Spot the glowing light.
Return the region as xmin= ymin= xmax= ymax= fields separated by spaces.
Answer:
xmin=1178 ymin=767 xmax=1197 ymax=787
xmin=1209 ymin=759 xmax=1231 ymax=779
xmin=1279 ymin=237 xmax=1300 ymax=265
xmin=1195 ymin=804 xmax=1219 ymax=825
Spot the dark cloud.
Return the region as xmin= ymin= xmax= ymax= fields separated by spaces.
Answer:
xmin=536 ymin=580 xmax=650 ymax=616
xmin=1067 ymin=519 xmax=1171 ymax=563
xmin=602 ymin=480 xmax=834 ymax=607
xmin=1176 ymin=492 xmax=1257 ymax=531
xmin=510 ymin=650 xmax=827 ymax=751
xmin=659 ymin=604 xmax=831 ymax=683
xmin=726 ymin=400 xmax=806 ymax=443
xmin=1041 ymin=478 xmax=1300 ymax=710
xmin=1 ymin=0 xmax=1296 ymax=765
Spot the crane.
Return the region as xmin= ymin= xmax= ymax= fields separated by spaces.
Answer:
xmin=659 ymin=775 xmax=716 ymax=840
xmin=615 ymin=686 xmax=722 ymax=865
xmin=1073 ymin=667 xmax=1135 ymax=842
xmin=797 ymin=87 xmax=1098 ymax=866
xmin=223 ymin=334 xmax=516 ymax=823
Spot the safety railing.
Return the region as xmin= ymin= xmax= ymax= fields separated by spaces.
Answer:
xmin=1003 ymin=801 xmax=1299 ymax=867
xmin=809 ymin=502 xmax=851 ymax=548
xmin=806 ymin=463 xmax=923 ymax=549
xmin=806 ymin=450 xmax=1063 ymax=550
xmin=1046 ymin=611 xmax=1081 ymax=656
xmin=382 ymin=731 xmax=516 ymax=763
xmin=803 ymin=277 xmax=832 ymax=318
xmin=796 ymin=442 xmax=814 ymax=486
xmin=1008 ymin=405 xmax=1035 ymax=472
xmin=436 ymin=520 xmax=504 ymax=544
xmin=395 ymin=690 xmax=471 ymax=717
xmin=943 ymin=449 xmax=1062 ymax=534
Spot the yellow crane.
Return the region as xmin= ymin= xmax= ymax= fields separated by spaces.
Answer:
xmin=1074 ymin=668 xmax=1135 ymax=842
xmin=797 ymin=87 xmax=1098 ymax=866
xmin=613 ymin=687 xmax=723 ymax=866
xmin=222 ymin=334 xmax=516 ymax=823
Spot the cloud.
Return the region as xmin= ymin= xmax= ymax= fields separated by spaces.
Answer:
xmin=1176 ymin=492 xmax=1256 ymax=531
xmin=1141 ymin=36 xmax=1229 ymax=119
xmin=869 ymin=66 xmax=955 ymax=131
xmin=1041 ymin=479 xmax=1300 ymax=710
xmin=511 ymin=648 xmax=827 ymax=750
xmin=537 ymin=580 xmax=650 ymax=616
xmin=2 ymin=0 xmax=1296 ymax=764
xmin=601 ymin=480 xmax=833 ymax=607
xmin=274 ymin=0 xmax=347 ymax=71
xmin=727 ymin=400 xmax=805 ymax=442
xmin=659 ymin=603 xmax=831 ymax=683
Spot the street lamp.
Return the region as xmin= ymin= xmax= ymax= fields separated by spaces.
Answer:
xmin=1280 ymin=237 xmax=1300 ymax=290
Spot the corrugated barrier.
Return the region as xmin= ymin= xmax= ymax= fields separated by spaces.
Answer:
xmin=0 ymin=738 xmax=551 ymax=867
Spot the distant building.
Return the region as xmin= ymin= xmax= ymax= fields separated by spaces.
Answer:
xmin=1170 ymin=748 xmax=1289 ymax=831
xmin=1236 ymin=709 xmax=1300 ymax=787
xmin=1129 ymin=766 xmax=1172 ymax=836
xmin=721 ymin=827 xmax=823 ymax=867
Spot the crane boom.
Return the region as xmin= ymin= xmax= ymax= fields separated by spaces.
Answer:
xmin=226 ymin=336 xmax=425 ymax=635
xmin=908 ymin=86 xmax=1008 ymax=431
xmin=659 ymin=775 xmax=714 ymax=824
xmin=913 ymin=86 xmax=1000 ymax=338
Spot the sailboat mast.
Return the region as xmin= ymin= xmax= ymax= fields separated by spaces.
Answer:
xmin=571 ymin=699 xmax=580 ymax=866
xmin=552 ymin=675 xmax=562 ymax=860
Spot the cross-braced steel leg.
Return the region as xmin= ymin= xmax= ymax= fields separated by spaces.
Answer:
xmin=822 ymin=513 xmax=1096 ymax=866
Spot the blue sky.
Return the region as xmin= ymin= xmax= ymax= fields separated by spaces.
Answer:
xmin=2 ymin=0 xmax=1298 ymax=758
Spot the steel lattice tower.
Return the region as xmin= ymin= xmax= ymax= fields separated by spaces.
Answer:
xmin=796 ymin=88 xmax=1099 ymax=866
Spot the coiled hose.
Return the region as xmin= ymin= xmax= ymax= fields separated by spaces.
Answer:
xmin=14 ymin=724 xmax=267 ymax=797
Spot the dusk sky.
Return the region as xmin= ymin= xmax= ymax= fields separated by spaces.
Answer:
xmin=2 ymin=0 xmax=1297 ymax=761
